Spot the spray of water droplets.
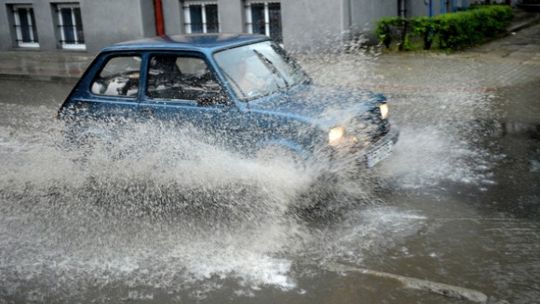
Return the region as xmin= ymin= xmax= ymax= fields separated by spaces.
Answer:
xmin=0 ymin=45 xmax=503 ymax=301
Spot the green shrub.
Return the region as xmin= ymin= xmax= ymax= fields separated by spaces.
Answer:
xmin=411 ymin=17 xmax=437 ymax=50
xmin=375 ymin=17 xmax=404 ymax=49
xmin=435 ymin=5 xmax=512 ymax=50
xmin=375 ymin=5 xmax=512 ymax=51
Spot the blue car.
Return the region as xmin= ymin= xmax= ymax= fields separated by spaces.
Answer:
xmin=59 ymin=34 xmax=398 ymax=168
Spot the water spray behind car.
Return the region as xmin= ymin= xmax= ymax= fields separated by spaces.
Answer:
xmin=0 ymin=31 xmax=506 ymax=302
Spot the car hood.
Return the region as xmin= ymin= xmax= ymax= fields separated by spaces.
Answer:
xmin=248 ymin=85 xmax=386 ymax=128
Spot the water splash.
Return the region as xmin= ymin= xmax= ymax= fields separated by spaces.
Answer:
xmin=0 ymin=46 xmax=505 ymax=302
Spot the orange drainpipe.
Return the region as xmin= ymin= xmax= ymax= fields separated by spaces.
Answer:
xmin=153 ymin=0 xmax=165 ymax=36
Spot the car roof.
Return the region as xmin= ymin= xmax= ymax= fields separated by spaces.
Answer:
xmin=101 ymin=33 xmax=270 ymax=53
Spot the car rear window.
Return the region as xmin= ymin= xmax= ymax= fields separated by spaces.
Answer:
xmin=91 ymin=55 xmax=141 ymax=98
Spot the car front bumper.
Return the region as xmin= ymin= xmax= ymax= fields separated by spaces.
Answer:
xmin=363 ymin=127 xmax=399 ymax=168
xmin=324 ymin=126 xmax=399 ymax=169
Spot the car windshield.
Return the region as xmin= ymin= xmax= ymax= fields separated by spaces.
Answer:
xmin=214 ymin=41 xmax=309 ymax=101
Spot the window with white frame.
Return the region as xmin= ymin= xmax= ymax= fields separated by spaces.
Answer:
xmin=245 ymin=1 xmax=281 ymax=43
xmin=55 ymin=3 xmax=85 ymax=50
xmin=11 ymin=5 xmax=39 ymax=48
xmin=183 ymin=1 xmax=219 ymax=34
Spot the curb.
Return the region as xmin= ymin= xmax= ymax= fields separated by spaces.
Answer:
xmin=507 ymin=14 xmax=540 ymax=33
xmin=0 ymin=73 xmax=79 ymax=82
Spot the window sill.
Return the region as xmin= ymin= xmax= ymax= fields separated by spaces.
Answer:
xmin=61 ymin=44 xmax=87 ymax=51
xmin=17 ymin=43 xmax=40 ymax=48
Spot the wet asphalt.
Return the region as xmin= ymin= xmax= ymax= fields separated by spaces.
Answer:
xmin=0 ymin=26 xmax=539 ymax=304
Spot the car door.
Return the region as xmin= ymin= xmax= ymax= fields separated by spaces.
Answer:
xmin=66 ymin=52 xmax=142 ymax=119
xmin=138 ymin=51 xmax=248 ymax=149
xmin=62 ymin=52 xmax=143 ymax=143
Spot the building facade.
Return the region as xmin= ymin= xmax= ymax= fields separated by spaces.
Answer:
xmin=0 ymin=0 xmax=499 ymax=53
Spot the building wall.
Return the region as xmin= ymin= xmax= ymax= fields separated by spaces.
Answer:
xmin=162 ymin=0 xmax=346 ymax=51
xmin=162 ymin=0 xmax=182 ymax=35
xmin=0 ymin=2 xmax=14 ymax=50
xmin=281 ymin=0 xmax=344 ymax=51
xmin=0 ymin=0 xmax=61 ymax=51
xmin=2 ymin=0 xmax=494 ymax=53
xmin=218 ymin=0 xmax=244 ymax=33
xmin=349 ymin=0 xmax=396 ymax=30
xmin=0 ymin=0 xmax=154 ymax=53
xmin=82 ymin=0 xmax=155 ymax=52
xmin=162 ymin=0 xmax=245 ymax=35
xmin=407 ymin=1 xmax=430 ymax=17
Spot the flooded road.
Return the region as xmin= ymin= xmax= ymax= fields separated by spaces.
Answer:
xmin=0 ymin=49 xmax=539 ymax=304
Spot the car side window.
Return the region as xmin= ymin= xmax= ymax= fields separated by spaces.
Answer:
xmin=91 ymin=55 xmax=141 ymax=98
xmin=146 ymin=54 xmax=224 ymax=104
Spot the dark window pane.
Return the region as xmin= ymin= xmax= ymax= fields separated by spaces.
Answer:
xmin=74 ymin=7 xmax=84 ymax=43
xmin=205 ymin=4 xmax=219 ymax=33
xmin=268 ymin=3 xmax=282 ymax=42
xmin=147 ymin=55 xmax=222 ymax=103
xmin=18 ymin=9 xmax=31 ymax=42
xmin=251 ymin=4 xmax=265 ymax=35
xmin=61 ymin=8 xmax=73 ymax=26
xmin=61 ymin=8 xmax=75 ymax=43
xmin=29 ymin=9 xmax=39 ymax=42
xmin=190 ymin=5 xmax=203 ymax=33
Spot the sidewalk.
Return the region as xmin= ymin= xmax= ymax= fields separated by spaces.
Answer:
xmin=0 ymin=51 xmax=94 ymax=82
xmin=0 ymin=8 xmax=538 ymax=82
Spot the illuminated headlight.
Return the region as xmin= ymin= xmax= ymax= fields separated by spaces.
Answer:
xmin=328 ymin=126 xmax=346 ymax=147
xmin=379 ymin=103 xmax=389 ymax=120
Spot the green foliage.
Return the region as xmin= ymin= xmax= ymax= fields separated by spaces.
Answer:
xmin=375 ymin=5 xmax=513 ymax=51
xmin=375 ymin=17 xmax=404 ymax=49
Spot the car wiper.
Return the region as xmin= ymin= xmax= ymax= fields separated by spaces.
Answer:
xmin=252 ymin=50 xmax=290 ymax=89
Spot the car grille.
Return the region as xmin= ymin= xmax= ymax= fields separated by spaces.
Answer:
xmin=349 ymin=108 xmax=390 ymax=143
